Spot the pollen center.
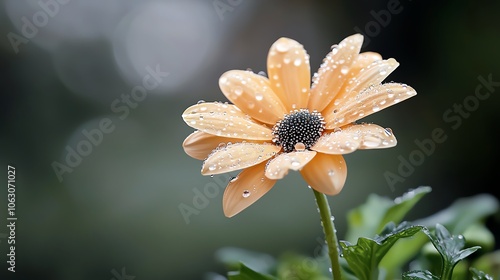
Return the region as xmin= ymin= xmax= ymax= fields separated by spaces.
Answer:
xmin=272 ymin=109 xmax=325 ymax=153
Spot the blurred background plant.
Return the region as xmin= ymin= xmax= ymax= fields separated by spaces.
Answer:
xmin=214 ymin=187 xmax=499 ymax=279
xmin=1 ymin=0 xmax=499 ymax=279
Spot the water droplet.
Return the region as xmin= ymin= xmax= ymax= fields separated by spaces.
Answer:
xmin=379 ymin=69 xmax=387 ymax=75
xmin=234 ymin=87 xmax=243 ymax=96
xmin=372 ymin=106 xmax=380 ymax=112
xmin=340 ymin=65 xmax=349 ymax=75
xmin=284 ymin=57 xmax=291 ymax=64
xmin=384 ymin=128 xmax=393 ymax=136
xmin=258 ymin=71 xmax=267 ymax=77
xmin=255 ymin=93 xmax=263 ymax=101
xmin=330 ymin=45 xmax=338 ymax=54
xmin=291 ymin=159 xmax=301 ymax=167
xmin=190 ymin=120 xmax=196 ymax=125
xmin=275 ymin=41 xmax=290 ymax=52
xmin=230 ymin=176 xmax=238 ymax=183
xmin=199 ymin=115 xmax=204 ymax=120
xmin=208 ymin=164 xmax=216 ymax=171
xmin=363 ymin=137 xmax=381 ymax=148
xmin=197 ymin=100 xmax=205 ymax=104
xmin=333 ymin=127 xmax=342 ymax=133
xmin=242 ymin=190 xmax=251 ymax=198
xmin=294 ymin=142 xmax=306 ymax=151
xmin=293 ymin=58 xmax=302 ymax=66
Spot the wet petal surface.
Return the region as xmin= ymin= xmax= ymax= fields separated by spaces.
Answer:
xmin=182 ymin=102 xmax=273 ymax=140
xmin=300 ymin=153 xmax=347 ymax=195
xmin=324 ymin=83 xmax=417 ymax=129
xmin=223 ymin=162 xmax=277 ymax=217
xmin=312 ymin=123 xmax=397 ymax=154
xmin=202 ymin=143 xmax=280 ymax=175
xmin=308 ymin=34 xmax=363 ymax=112
xmin=267 ymin=37 xmax=311 ymax=110
xmin=265 ymin=150 xmax=316 ymax=179
xmin=219 ymin=70 xmax=287 ymax=124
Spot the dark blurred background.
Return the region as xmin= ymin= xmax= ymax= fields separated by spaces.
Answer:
xmin=1 ymin=0 xmax=499 ymax=279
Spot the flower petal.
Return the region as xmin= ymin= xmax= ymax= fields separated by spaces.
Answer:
xmin=182 ymin=102 xmax=272 ymax=140
xmin=308 ymin=34 xmax=363 ymax=112
xmin=324 ymin=83 xmax=417 ymax=129
xmin=351 ymin=52 xmax=383 ymax=74
xmin=267 ymin=37 xmax=311 ymax=110
xmin=223 ymin=162 xmax=277 ymax=217
xmin=219 ymin=70 xmax=287 ymax=124
xmin=312 ymin=123 xmax=397 ymax=154
xmin=311 ymin=128 xmax=361 ymax=155
xmin=300 ymin=153 xmax=347 ymax=195
xmin=334 ymin=58 xmax=399 ymax=102
xmin=202 ymin=143 xmax=280 ymax=175
xmin=265 ymin=151 xmax=316 ymax=180
xmin=183 ymin=131 xmax=262 ymax=160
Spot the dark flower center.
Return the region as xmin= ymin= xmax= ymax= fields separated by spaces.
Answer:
xmin=272 ymin=109 xmax=325 ymax=152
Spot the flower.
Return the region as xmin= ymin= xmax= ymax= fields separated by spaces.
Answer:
xmin=182 ymin=34 xmax=416 ymax=217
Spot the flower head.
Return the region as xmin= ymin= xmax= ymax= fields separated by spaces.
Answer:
xmin=182 ymin=34 xmax=416 ymax=217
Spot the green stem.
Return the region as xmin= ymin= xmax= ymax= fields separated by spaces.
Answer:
xmin=313 ymin=189 xmax=343 ymax=280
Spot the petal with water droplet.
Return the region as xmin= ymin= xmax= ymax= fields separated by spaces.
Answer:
xmin=265 ymin=151 xmax=316 ymax=179
xmin=301 ymin=153 xmax=346 ymax=195
xmin=354 ymin=123 xmax=398 ymax=149
xmin=311 ymin=128 xmax=361 ymax=154
xmin=202 ymin=143 xmax=280 ymax=175
xmin=324 ymin=83 xmax=417 ymax=129
xmin=312 ymin=123 xmax=397 ymax=153
xmin=267 ymin=37 xmax=310 ymax=110
xmin=182 ymin=131 xmax=264 ymax=160
xmin=182 ymin=102 xmax=273 ymax=140
xmin=223 ymin=162 xmax=277 ymax=217
xmin=219 ymin=70 xmax=287 ymax=124
xmin=331 ymin=58 xmax=399 ymax=103
xmin=308 ymin=34 xmax=363 ymax=112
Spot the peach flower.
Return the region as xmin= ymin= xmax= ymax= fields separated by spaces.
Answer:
xmin=182 ymin=34 xmax=416 ymax=217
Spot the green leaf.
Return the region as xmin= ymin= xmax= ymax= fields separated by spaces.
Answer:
xmin=413 ymin=194 xmax=498 ymax=234
xmin=346 ymin=186 xmax=431 ymax=242
xmin=341 ymin=223 xmax=424 ymax=280
xmin=423 ymin=224 xmax=481 ymax=279
xmin=378 ymin=186 xmax=432 ymax=233
xmin=227 ymin=263 xmax=276 ymax=280
xmin=469 ymin=267 xmax=494 ymax=280
xmin=379 ymin=231 xmax=429 ymax=278
xmin=402 ymin=270 xmax=440 ymax=280
xmin=463 ymin=223 xmax=495 ymax=252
